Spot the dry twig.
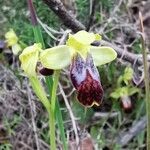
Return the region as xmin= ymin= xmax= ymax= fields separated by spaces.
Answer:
xmin=58 ymin=83 xmax=80 ymax=148
xmin=42 ymin=0 xmax=85 ymax=32
xmin=116 ymin=116 xmax=146 ymax=146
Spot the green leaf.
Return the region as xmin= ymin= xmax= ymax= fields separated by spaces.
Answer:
xmin=55 ymin=99 xmax=68 ymax=150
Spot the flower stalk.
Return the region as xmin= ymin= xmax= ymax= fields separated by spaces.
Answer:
xmin=27 ymin=0 xmax=57 ymax=149
xmin=51 ymin=70 xmax=60 ymax=112
xmin=48 ymin=70 xmax=60 ymax=150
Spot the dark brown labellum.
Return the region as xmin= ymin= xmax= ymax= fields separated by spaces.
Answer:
xmin=121 ymin=96 xmax=132 ymax=113
xmin=39 ymin=67 xmax=54 ymax=76
xmin=70 ymin=53 xmax=103 ymax=107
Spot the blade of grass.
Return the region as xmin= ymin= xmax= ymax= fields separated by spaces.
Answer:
xmin=27 ymin=0 xmax=44 ymax=47
xmin=55 ymin=99 xmax=68 ymax=150
xmin=33 ymin=26 xmax=45 ymax=47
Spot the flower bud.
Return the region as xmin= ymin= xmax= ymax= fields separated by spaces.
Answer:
xmin=39 ymin=67 xmax=54 ymax=76
xmin=121 ymin=96 xmax=132 ymax=113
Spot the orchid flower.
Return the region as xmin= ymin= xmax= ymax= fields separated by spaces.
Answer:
xmin=19 ymin=30 xmax=117 ymax=107
xmin=5 ymin=29 xmax=22 ymax=55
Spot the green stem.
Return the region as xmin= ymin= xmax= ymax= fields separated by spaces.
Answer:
xmin=49 ymin=109 xmax=56 ymax=150
xmin=55 ymin=99 xmax=68 ymax=150
xmin=46 ymin=77 xmax=68 ymax=150
xmin=49 ymin=70 xmax=60 ymax=150
xmin=139 ymin=12 xmax=150 ymax=149
xmin=51 ymin=70 xmax=60 ymax=112
xmin=30 ymin=76 xmax=58 ymax=150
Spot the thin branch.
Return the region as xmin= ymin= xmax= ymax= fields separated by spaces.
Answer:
xmin=42 ymin=0 xmax=85 ymax=32
xmin=58 ymin=83 xmax=79 ymax=148
xmin=116 ymin=116 xmax=146 ymax=146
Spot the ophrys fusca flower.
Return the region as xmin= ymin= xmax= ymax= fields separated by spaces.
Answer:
xmin=5 ymin=29 xmax=22 ymax=55
xmin=19 ymin=30 xmax=117 ymax=107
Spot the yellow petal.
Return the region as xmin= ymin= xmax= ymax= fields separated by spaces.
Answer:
xmin=12 ymin=44 xmax=22 ymax=55
xmin=40 ymin=45 xmax=72 ymax=69
xmin=66 ymin=30 xmax=101 ymax=58
xmin=67 ymin=30 xmax=101 ymax=46
xmin=5 ymin=29 xmax=18 ymax=46
xmin=19 ymin=43 xmax=41 ymax=76
xmin=90 ymin=46 xmax=117 ymax=66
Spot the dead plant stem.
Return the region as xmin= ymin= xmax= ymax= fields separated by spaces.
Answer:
xmin=139 ymin=12 xmax=150 ymax=149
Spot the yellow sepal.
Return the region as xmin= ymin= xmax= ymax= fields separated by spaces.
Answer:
xmin=12 ymin=44 xmax=22 ymax=55
xmin=19 ymin=43 xmax=42 ymax=77
xmin=40 ymin=45 xmax=72 ymax=69
xmin=66 ymin=30 xmax=102 ymax=59
xmin=90 ymin=46 xmax=117 ymax=66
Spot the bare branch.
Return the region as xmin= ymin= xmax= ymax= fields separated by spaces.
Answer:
xmin=42 ymin=0 xmax=85 ymax=32
xmin=115 ymin=116 xmax=146 ymax=146
xmin=58 ymin=83 xmax=79 ymax=147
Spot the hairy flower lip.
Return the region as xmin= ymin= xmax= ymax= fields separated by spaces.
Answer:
xmin=70 ymin=53 xmax=103 ymax=107
xmin=77 ymin=69 xmax=103 ymax=107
